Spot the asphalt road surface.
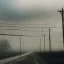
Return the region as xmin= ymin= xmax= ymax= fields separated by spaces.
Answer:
xmin=0 ymin=52 xmax=34 ymax=64
xmin=5 ymin=52 xmax=49 ymax=64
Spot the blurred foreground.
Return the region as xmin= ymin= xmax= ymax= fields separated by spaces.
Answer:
xmin=1 ymin=51 xmax=64 ymax=64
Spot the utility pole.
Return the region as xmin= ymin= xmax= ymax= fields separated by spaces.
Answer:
xmin=58 ymin=8 xmax=64 ymax=47
xmin=40 ymin=38 xmax=41 ymax=52
xmin=49 ymin=28 xmax=51 ymax=51
xmin=23 ymin=41 xmax=24 ymax=53
xmin=41 ymin=34 xmax=46 ymax=52
xmin=43 ymin=35 xmax=45 ymax=52
xmin=20 ymin=36 xmax=21 ymax=58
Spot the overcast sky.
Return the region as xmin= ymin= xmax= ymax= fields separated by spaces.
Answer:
xmin=0 ymin=0 xmax=64 ymax=12
xmin=0 ymin=0 xmax=64 ymax=52
xmin=0 ymin=0 xmax=63 ymax=25
xmin=11 ymin=0 xmax=64 ymax=10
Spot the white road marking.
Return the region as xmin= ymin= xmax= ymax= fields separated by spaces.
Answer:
xmin=0 ymin=52 xmax=33 ymax=64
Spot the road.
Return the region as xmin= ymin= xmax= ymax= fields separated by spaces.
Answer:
xmin=6 ymin=52 xmax=48 ymax=64
xmin=0 ymin=52 xmax=49 ymax=64
xmin=7 ymin=53 xmax=37 ymax=64
xmin=0 ymin=52 xmax=33 ymax=64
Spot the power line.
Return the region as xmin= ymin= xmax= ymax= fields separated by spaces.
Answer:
xmin=0 ymin=23 xmax=48 ymax=25
xmin=0 ymin=26 xmax=62 ymax=28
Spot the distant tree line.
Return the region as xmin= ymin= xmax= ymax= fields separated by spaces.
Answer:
xmin=0 ymin=39 xmax=11 ymax=52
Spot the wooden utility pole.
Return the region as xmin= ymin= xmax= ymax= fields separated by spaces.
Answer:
xmin=20 ymin=36 xmax=21 ymax=58
xmin=58 ymin=8 xmax=64 ymax=47
xmin=49 ymin=28 xmax=51 ymax=51
xmin=40 ymin=38 xmax=41 ymax=52
xmin=41 ymin=35 xmax=46 ymax=52
xmin=43 ymin=35 xmax=45 ymax=52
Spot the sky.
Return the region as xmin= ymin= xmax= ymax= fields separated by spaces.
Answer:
xmin=0 ymin=0 xmax=64 ymax=11
xmin=0 ymin=0 xmax=64 ymax=52
xmin=0 ymin=0 xmax=64 ymax=23
xmin=0 ymin=0 xmax=64 ymax=24
xmin=11 ymin=0 xmax=64 ymax=10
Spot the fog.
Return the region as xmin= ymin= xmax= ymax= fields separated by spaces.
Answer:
xmin=0 ymin=0 xmax=64 ymax=52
